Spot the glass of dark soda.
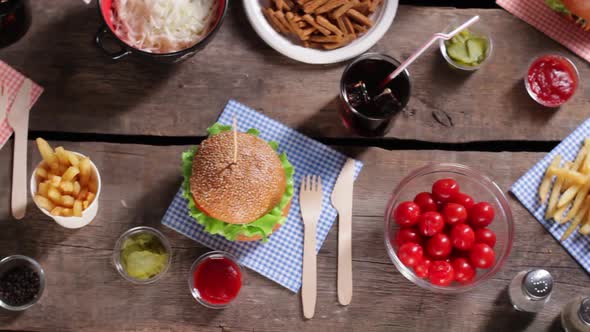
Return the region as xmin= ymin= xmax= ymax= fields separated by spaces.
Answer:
xmin=339 ymin=53 xmax=411 ymax=137
xmin=0 ymin=0 xmax=31 ymax=49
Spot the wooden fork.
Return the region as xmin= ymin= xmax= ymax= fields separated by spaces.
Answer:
xmin=299 ymin=174 xmax=323 ymax=319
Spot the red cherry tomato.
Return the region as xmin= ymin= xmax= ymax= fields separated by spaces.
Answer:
xmin=429 ymin=261 xmax=455 ymax=286
xmin=442 ymin=203 xmax=468 ymax=225
xmin=451 ymin=257 xmax=476 ymax=284
xmin=398 ymin=243 xmax=424 ymax=267
xmin=449 ymin=192 xmax=475 ymax=209
xmin=475 ymin=228 xmax=497 ymax=247
xmin=395 ymin=228 xmax=423 ymax=247
xmin=469 ymin=202 xmax=495 ymax=228
xmin=418 ymin=212 xmax=445 ymax=236
xmin=432 ymin=179 xmax=460 ymax=203
xmin=413 ymin=192 xmax=438 ymax=212
xmin=414 ymin=258 xmax=431 ymax=278
xmin=450 ymin=224 xmax=476 ymax=250
xmin=394 ymin=201 xmax=421 ymax=227
xmin=469 ymin=243 xmax=495 ymax=269
xmin=426 ymin=233 xmax=452 ymax=260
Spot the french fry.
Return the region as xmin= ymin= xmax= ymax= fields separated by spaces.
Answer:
xmin=553 ymin=205 xmax=568 ymax=223
xmin=49 ymin=175 xmax=62 ymax=187
xmin=580 ymin=206 xmax=590 ymax=235
xmin=61 ymin=195 xmax=75 ymax=208
xmin=562 ymin=182 xmax=590 ymax=222
xmin=77 ymin=188 xmax=88 ymax=201
xmin=303 ymin=0 xmax=330 ymax=13
xmin=59 ymin=181 xmax=74 ymax=194
xmin=548 ymin=167 xmax=588 ymax=187
xmin=73 ymin=200 xmax=83 ymax=217
xmin=34 ymin=195 xmax=55 ymax=212
xmin=82 ymin=200 xmax=89 ymax=210
xmin=62 ymin=166 xmax=80 ymax=182
xmin=546 ymin=162 xmax=572 ymax=219
xmin=88 ymin=173 xmax=98 ymax=194
xmin=38 ymin=182 xmax=49 ymax=197
xmin=36 ymin=138 xmax=58 ymax=172
xmin=66 ymin=151 xmax=80 ymax=167
xmin=61 ymin=208 xmax=73 ymax=217
xmin=558 ymin=184 xmax=581 ymax=208
xmin=54 ymin=147 xmax=69 ymax=166
xmin=50 ymin=206 xmax=63 ymax=217
xmin=47 ymin=187 xmax=62 ymax=204
xmin=86 ymin=192 xmax=96 ymax=204
xmin=561 ymin=197 xmax=590 ymax=240
xmin=35 ymin=167 xmax=48 ymax=179
xmin=73 ymin=181 xmax=81 ymax=196
xmin=79 ymin=158 xmax=92 ymax=186
xmin=539 ymin=155 xmax=562 ymax=203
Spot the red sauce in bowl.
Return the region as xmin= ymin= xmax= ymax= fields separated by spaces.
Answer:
xmin=193 ymin=256 xmax=242 ymax=306
xmin=526 ymin=55 xmax=578 ymax=107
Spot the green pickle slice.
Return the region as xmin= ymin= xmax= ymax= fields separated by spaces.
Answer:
xmin=121 ymin=233 xmax=169 ymax=280
xmin=444 ymin=29 xmax=488 ymax=67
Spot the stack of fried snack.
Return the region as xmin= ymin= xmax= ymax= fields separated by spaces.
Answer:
xmin=539 ymin=138 xmax=590 ymax=240
xmin=263 ymin=0 xmax=383 ymax=50
xmin=33 ymin=138 xmax=98 ymax=218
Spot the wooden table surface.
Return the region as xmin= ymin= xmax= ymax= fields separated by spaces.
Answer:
xmin=1 ymin=0 xmax=589 ymax=331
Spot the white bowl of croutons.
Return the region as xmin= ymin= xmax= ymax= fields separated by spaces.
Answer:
xmin=30 ymin=139 xmax=101 ymax=229
xmin=244 ymin=0 xmax=398 ymax=64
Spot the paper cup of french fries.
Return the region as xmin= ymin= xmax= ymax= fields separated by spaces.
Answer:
xmin=30 ymin=138 xmax=101 ymax=229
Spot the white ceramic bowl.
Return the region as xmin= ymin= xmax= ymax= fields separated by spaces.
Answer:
xmin=243 ymin=0 xmax=399 ymax=64
xmin=30 ymin=152 xmax=102 ymax=229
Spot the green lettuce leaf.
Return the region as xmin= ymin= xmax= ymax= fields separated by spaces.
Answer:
xmin=545 ymin=0 xmax=570 ymax=14
xmin=181 ymin=124 xmax=294 ymax=242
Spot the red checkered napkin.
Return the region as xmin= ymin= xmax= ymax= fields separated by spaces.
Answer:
xmin=0 ymin=61 xmax=44 ymax=150
xmin=497 ymin=0 xmax=590 ymax=62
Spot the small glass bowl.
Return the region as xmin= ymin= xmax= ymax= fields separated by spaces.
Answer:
xmin=188 ymin=251 xmax=244 ymax=309
xmin=524 ymin=54 xmax=580 ymax=108
xmin=384 ymin=163 xmax=514 ymax=294
xmin=112 ymin=226 xmax=172 ymax=284
xmin=439 ymin=20 xmax=493 ymax=71
xmin=0 ymin=255 xmax=45 ymax=311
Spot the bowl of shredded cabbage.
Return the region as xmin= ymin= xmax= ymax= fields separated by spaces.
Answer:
xmin=95 ymin=0 xmax=228 ymax=62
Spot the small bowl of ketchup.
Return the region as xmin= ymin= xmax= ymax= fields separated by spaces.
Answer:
xmin=188 ymin=251 xmax=243 ymax=309
xmin=525 ymin=54 xmax=580 ymax=108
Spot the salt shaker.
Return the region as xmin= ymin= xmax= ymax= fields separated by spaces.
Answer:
xmin=561 ymin=296 xmax=590 ymax=332
xmin=508 ymin=269 xmax=553 ymax=313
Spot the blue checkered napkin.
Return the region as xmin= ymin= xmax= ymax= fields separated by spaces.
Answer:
xmin=162 ymin=100 xmax=363 ymax=292
xmin=511 ymin=118 xmax=590 ymax=274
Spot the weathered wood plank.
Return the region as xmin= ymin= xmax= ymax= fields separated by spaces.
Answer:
xmin=2 ymin=3 xmax=588 ymax=142
xmin=0 ymin=141 xmax=587 ymax=331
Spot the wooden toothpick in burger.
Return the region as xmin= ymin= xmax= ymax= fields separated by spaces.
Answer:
xmin=233 ymin=116 xmax=238 ymax=164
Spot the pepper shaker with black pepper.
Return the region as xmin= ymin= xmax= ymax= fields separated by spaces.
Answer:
xmin=561 ymin=296 xmax=590 ymax=332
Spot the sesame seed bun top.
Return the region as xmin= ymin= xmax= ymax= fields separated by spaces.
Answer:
xmin=190 ymin=131 xmax=287 ymax=224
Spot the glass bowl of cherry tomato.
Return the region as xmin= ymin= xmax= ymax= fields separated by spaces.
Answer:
xmin=384 ymin=163 xmax=514 ymax=293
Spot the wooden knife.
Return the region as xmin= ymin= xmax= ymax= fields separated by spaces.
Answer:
xmin=331 ymin=158 xmax=355 ymax=305
xmin=7 ymin=79 xmax=32 ymax=220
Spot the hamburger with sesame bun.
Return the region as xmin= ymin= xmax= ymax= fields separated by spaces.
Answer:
xmin=181 ymin=123 xmax=294 ymax=242
xmin=546 ymin=0 xmax=590 ymax=31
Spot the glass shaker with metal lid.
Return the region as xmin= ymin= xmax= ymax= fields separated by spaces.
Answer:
xmin=0 ymin=0 xmax=31 ymax=49
xmin=562 ymin=296 xmax=590 ymax=332
xmin=508 ymin=269 xmax=553 ymax=313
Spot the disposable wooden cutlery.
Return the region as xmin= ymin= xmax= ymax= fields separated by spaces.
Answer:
xmin=331 ymin=158 xmax=355 ymax=306
xmin=7 ymin=79 xmax=32 ymax=220
xmin=299 ymin=174 xmax=323 ymax=319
